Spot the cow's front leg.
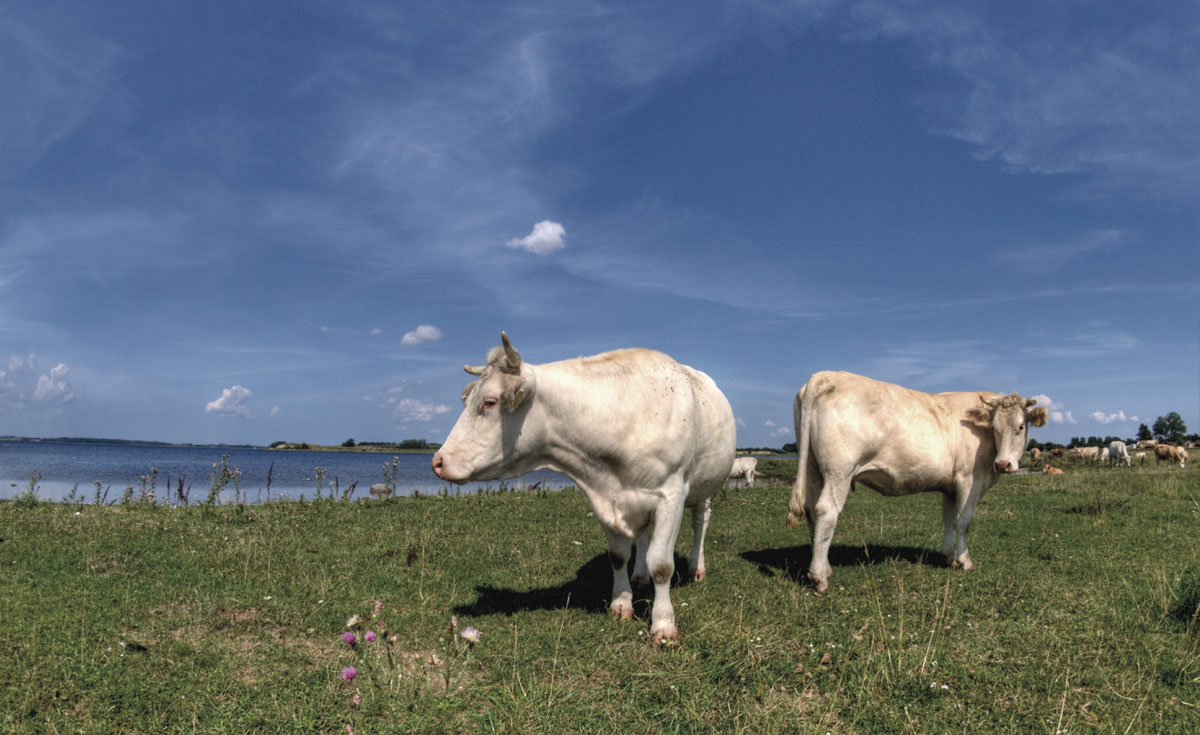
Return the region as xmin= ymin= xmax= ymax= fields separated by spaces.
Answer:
xmin=645 ymin=493 xmax=686 ymax=645
xmin=605 ymin=531 xmax=635 ymax=620
xmin=947 ymin=478 xmax=983 ymax=570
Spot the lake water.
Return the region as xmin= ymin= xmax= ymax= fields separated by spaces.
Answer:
xmin=0 ymin=441 xmax=573 ymax=504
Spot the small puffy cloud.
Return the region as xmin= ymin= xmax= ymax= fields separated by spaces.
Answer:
xmin=506 ymin=220 xmax=566 ymax=256
xmin=393 ymin=398 xmax=452 ymax=422
xmin=1091 ymin=410 xmax=1138 ymax=425
xmin=269 ymin=405 xmax=281 ymax=417
xmin=206 ymin=385 xmax=252 ymax=418
xmin=735 ymin=417 xmax=746 ymax=427
xmin=774 ymin=426 xmax=792 ymax=436
xmin=370 ymin=328 xmax=382 ymax=336
xmin=402 ymin=325 xmax=443 ymax=345
xmin=33 ymin=363 xmax=76 ymax=403
xmin=764 ymin=420 xmax=777 ymax=427
xmin=1032 ymin=394 xmax=1077 ymax=425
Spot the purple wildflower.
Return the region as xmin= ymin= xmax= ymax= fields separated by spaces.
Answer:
xmin=341 ymin=666 xmax=357 ymax=681
xmin=342 ymin=632 xmax=357 ymax=646
xmin=364 ymin=630 xmax=377 ymax=643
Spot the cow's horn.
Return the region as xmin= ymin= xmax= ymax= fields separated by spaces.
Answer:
xmin=501 ymin=331 xmax=521 ymax=370
xmin=1024 ymin=397 xmax=1037 ymax=407
xmin=464 ymin=364 xmax=485 ymax=376
xmin=980 ymin=395 xmax=998 ymax=408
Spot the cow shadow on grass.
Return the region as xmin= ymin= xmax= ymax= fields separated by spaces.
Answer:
xmin=740 ymin=543 xmax=943 ymax=583
xmin=452 ymin=552 xmax=694 ymax=619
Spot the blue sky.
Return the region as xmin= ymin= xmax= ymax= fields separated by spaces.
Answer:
xmin=1 ymin=1 xmax=1197 ymax=448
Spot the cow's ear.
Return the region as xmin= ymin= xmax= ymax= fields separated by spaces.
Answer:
xmin=501 ymin=373 xmax=535 ymax=412
xmin=1027 ymin=406 xmax=1048 ymax=427
xmin=461 ymin=380 xmax=480 ymax=405
xmin=965 ymin=407 xmax=992 ymax=428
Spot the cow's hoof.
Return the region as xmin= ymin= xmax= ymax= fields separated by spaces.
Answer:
xmin=651 ymin=626 xmax=679 ymax=647
xmin=807 ymin=573 xmax=829 ymax=594
xmin=609 ymin=605 xmax=634 ymax=621
xmin=691 ymin=568 xmax=706 ymax=582
xmin=951 ymin=559 xmax=973 ymax=571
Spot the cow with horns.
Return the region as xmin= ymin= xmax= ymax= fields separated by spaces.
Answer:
xmin=432 ymin=333 xmax=736 ymax=644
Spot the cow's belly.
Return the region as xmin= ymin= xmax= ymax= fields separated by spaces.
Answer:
xmin=855 ymin=468 xmax=953 ymax=497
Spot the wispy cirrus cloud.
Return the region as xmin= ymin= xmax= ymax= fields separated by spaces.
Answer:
xmin=847 ymin=0 xmax=1200 ymax=202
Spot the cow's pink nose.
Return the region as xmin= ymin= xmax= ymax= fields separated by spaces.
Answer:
xmin=432 ymin=453 xmax=446 ymax=478
xmin=995 ymin=460 xmax=1012 ymax=474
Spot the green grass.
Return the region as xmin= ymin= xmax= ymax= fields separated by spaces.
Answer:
xmin=2 ymin=464 xmax=1198 ymax=733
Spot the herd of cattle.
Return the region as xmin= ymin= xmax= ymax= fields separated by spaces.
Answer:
xmin=431 ymin=333 xmax=1187 ymax=644
xmin=1034 ymin=440 xmax=1189 ymax=473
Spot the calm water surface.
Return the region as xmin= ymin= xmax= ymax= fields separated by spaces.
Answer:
xmin=0 ymin=441 xmax=571 ymax=503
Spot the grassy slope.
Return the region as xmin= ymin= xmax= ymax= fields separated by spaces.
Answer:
xmin=1 ymin=465 xmax=1197 ymax=734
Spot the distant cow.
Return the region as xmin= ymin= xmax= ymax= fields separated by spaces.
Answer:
xmin=1135 ymin=451 xmax=1147 ymax=465
xmin=784 ymin=371 xmax=1047 ymax=591
xmin=1098 ymin=447 xmax=1110 ymax=464
xmin=1030 ymin=448 xmax=1041 ymax=462
xmin=727 ymin=456 xmax=757 ymax=487
xmin=1075 ymin=446 xmax=1100 ymax=462
xmin=1156 ymin=444 xmax=1188 ymax=468
xmin=432 ymin=333 xmax=736 ymax=644
xmin=1137 ymin=440 xmax=1157 ymax=449
xmin=1155 ymin=444 xmax=1187 ymax=467
xmin=1043 ymin=464 xmax=1064 ymax=475
xmin=1050 ymin=448 xmax=1067 ymax=458
xmin=1108 ymin=440 xmax=1131 ymax=467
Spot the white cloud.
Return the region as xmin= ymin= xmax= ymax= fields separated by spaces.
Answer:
xmin=774 ymin=426 xmax=792 ymax=436
xmin=205 ymin=385 xmax=252 ymax=418
xmin=764 ymin=420 xmax=777 ymax=427
xmin=370 ymin=328 xmax=382 ymax=335
xmin=1032 ymin=394 xmax=1078 ymax=425
xmin=1091 ymin=410 xmax=1138 ymax=425
xmin=392 ymin=398 xmax=451 ymax=422
xmin=33 ymin=363 xmax=76 ymax=403
xmin=506 ymin=220 xmax=566 ymax=256
xmin=401 ymin=325 xmax=443 ymax=345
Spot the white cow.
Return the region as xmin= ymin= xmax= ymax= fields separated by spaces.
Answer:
xmin=1075 ymin=446 xmax=1100 ymax=462
xmin=1108 ymin=440 xmax=1131 ymax=467
xmin=1098 ymin=447 xmax=1110 ymax=464
xmin=728 ymin=456 xmax=758 ymax=487
xmin=784 ymin=371 xmax=1047 ymax=592
xmin=432 ymin=333 xmax=736 ymax=644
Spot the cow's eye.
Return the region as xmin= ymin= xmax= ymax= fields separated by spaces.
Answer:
xmin=1018 ymin=424 xmax=1025 ymax=432
xmin=481 ymin=397 xmax=499 ymax=413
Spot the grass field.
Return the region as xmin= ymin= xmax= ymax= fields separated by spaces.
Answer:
xmin=2 ymin=462 xmax=1197 ymax=733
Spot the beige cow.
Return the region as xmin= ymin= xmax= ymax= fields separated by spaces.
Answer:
xmin=784 ymin=371 xmax=1047 ymax=591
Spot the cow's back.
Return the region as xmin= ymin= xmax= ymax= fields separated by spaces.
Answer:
xmin=802 ymin=371 xmax=992 ymax=494
xmin=539 ymin=349 xmax=734 ymax=493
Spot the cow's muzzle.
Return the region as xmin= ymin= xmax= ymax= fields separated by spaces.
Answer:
xmin=994 ymin=460 xmax=1014 ymax=474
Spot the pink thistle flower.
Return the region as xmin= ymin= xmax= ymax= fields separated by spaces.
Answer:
xmin=364 ymin=631 xmax=377 ymax=643
xmin=460 ymin=626 xmax=482 ymax=645
xmin=342 ymin=632 xmax=357 ymax=646
xmin=341 ymin=666 xmax=357 ymax=681
xmin=374 ymin=600 xmax=383 ymax=615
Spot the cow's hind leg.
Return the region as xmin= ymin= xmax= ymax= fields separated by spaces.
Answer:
xmin=941 ymin=493 xmax=958 ymax=565
xmin=807 ymin=476 xmax=850 ymax=593
xmin=605 ymin=531 xmax=635 ymax=620
xmin=687 ymin=496 xmax=711 ymax=582
xmin=631 ymin=525 xmax=653 ymax=586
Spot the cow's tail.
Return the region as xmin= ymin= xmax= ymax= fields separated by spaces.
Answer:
xmin=785 ymin=383 xmax=811 ymax=529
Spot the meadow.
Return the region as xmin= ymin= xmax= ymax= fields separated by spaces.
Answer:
xmin=1 ymin=460 xmax=1197 ymax=734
